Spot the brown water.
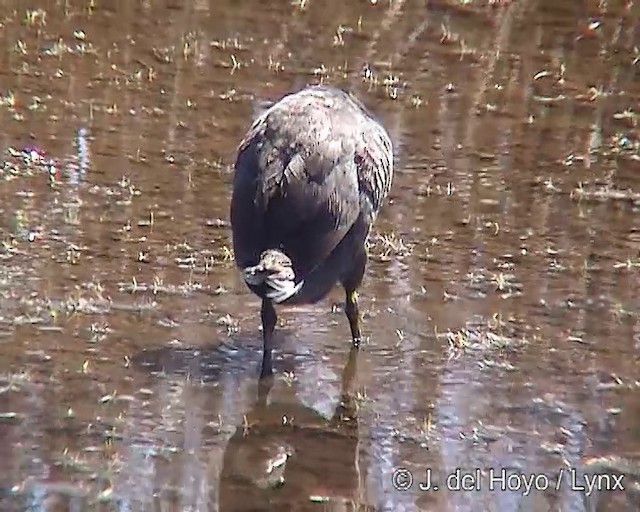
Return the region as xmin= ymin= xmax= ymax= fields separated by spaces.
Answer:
xmin=0 ymin=0 xmax=639 ymax=511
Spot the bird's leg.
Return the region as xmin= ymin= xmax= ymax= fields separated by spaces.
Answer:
xmin=342 ymin=248 xmax=367 ymax=347
xmin=344 ymin=289 xmax=362 ymax=347
xmin=260 ymin=299 xmax=277 ymax=378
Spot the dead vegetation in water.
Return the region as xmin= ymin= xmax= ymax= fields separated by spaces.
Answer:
xmin=4 ymin=283 xmax=160 ymax=329
xmin=538 ymin=177 xmax=640 ymax=206
xmin=0 ymin=370 xmax=33 ymax=395
xmin=118 ymin=274 xmax=204 ymax=296
xmin=595 ymin=374 xmax=640 ymax=392
xmin=8 ymin=435 xmax=196 ymax=507
xmin=1 ymin=147 xmax=59 ymax=181
xmin=571 ymin=184 xmax=640 ymax=205
xmin=368 ymin=231 xmax=414 ymax=261
xmin=436 ymin=313 xmax=525 ymax=366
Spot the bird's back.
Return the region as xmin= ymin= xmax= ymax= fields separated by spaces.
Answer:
xmin=231 ymin=86 xmax=393 ymax=288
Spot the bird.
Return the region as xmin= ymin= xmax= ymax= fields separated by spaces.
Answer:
xmin=230 ymin=85 xmax=393 ymax=378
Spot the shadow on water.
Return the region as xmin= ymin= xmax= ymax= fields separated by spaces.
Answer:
xmin=0 ymin=0 xmax=639 ymax=510
xmin=132 ymin=328 xmax=312 ymax=382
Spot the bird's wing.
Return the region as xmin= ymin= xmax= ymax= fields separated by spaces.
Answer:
xmin=231 ymin=105 xmax=361 ymax=279
xmin=354 ymin=119 xmax=394 ymax=223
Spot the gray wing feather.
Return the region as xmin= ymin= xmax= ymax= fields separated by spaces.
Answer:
xmin=355 ymin=121 xmax=393 ymax=221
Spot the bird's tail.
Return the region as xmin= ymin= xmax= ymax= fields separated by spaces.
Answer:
xmin=242 ymin=249 xmax=304 ymax=304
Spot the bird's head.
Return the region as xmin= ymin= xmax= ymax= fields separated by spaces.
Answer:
xmin=243 ymin=249 xmax=295 ymax=285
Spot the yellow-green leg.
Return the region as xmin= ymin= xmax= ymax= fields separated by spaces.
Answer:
xmin=344 ymin=289 xmax=362 ymax=347
xmin=342 ymin=248 xmax=367 ymax=347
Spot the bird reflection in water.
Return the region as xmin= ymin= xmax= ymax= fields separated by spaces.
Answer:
xmin=218 ymin=346 xmax=374 ymax=511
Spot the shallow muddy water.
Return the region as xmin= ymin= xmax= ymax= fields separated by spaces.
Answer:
xmin=0 ymin=0 xmax=639 ymax=511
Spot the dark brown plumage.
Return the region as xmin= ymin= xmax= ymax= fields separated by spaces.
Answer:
xmin=230 ymin=85 xmax=393 ymax=378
